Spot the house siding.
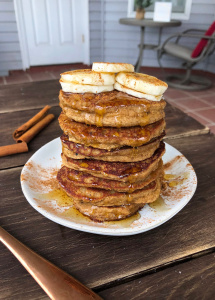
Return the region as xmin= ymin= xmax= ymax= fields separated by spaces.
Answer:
xmin=89 ymin=0 xmax=103 ymax=62
xmin=0 ymin=0 xmax=214 ymax=75
xmin=0 ymin=0 xmax=22 ymax=76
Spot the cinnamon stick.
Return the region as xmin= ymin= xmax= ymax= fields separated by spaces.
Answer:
xmin=17 ymin=114 xmax=55 ymax=143
xmin=13 ymin=105 xmax=51 ymax=140
xmin=0 ymin=142 xmax=28 ymax=157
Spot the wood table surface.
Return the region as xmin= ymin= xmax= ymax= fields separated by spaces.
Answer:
xmin=0 ymin=80 xmax=214 ymax=299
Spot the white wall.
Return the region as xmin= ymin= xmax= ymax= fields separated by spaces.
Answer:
xmin=0 ymin=0 xmax=22 ymax=76
xmin=90 ymin=0 xmax=215 ymax=73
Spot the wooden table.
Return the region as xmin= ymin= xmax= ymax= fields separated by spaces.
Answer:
xmin=0 ymin=80 xmax=214 ymax=299
xmin=119 ymin=18 xmax=181 ymax=72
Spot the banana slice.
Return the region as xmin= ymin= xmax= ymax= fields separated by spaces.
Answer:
xmin=92 ymin=62 xmax=134 ymax=73
xmin=60 ymin=80 xmax=114 ymax=93
xmin=114 ymin=82 xmax=163 ymax=101
xmin=116 ymin=72 xmax=168 ymax=96
xmin=61 ymin=69 xmax=115 ymax=86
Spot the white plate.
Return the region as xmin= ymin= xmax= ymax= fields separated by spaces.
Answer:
xmin=21 ymin=138 xmax=197 ymax=236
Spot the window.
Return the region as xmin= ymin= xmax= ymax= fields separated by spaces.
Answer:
xmin=127 ymin=0 xmax=192 ymax=20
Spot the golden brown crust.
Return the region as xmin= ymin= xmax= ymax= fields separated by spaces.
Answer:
xmin=58 ymin=113 xmax=166 ymax=149
xmin=59 ymin=90 xmax=166 ymax=113
xmin=57 ymin=167 xmax=162 ymax=206
xmin=59 ymin=90 xmax=166 ymax=127
xmin=61 ymin=104 xmax=165 ymax=127
xmin=57 ymin=161 xmax=163 ymax=192
xmin=73 ymin=200 xmax=143 ymax=222
xmin=61 ymin=142 xmax=165 ymax=183
xmin=61 ymin=133 xmax=164 ymax=162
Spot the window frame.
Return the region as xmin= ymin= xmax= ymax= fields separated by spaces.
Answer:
xmin=127 ymin=0 xmax=193 ymax=20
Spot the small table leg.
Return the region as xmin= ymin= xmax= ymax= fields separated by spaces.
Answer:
xmin=135 ymin=27 xmax=145 ymax=72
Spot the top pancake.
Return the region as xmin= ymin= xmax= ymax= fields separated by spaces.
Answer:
xmin=59 ymin=90 xmax=166 ymax=127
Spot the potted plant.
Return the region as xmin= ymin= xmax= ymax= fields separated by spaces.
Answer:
xmin=135 ymin=0 xmax=153 ymax=19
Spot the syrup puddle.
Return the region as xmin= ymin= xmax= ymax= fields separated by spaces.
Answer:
xmin=164 ymin=172 xmax=189 ymax=187
xmin=149 ymin=196 xmax=169 ymax=212
xmin=104 ymin=212 xmax=141 ymax=228
xmin=35 ymin=187 xmax=140 ymax=228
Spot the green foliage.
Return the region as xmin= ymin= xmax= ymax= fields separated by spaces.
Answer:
xmin=134 ymin=0 xmax=153 ymax=9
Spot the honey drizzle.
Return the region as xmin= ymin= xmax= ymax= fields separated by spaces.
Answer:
xmin=37 ymin=187 xmax=140 ymax=228
xmin=126 ymin=193 xmax=133 ymax=202
xmin=95 ymin=106 xmax=106 ymax=127
xmin=61 ymin=91 xmax=164 ymax=129
xmin=66 ymin=92 xmax=152 ymax=112
xmin=149 ymin=196 xmax=169 ymax=212
xmin=164 ymin=172 xmax=189 ymax=187
xmin=104 ymin=212 xmax=141 ymax=228
xmin=60 ymin=112 xmax=164 ymax=148
xmin=93 ymin=97 xmax=150 ymax=127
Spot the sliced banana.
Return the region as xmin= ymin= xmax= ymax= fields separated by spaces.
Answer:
xmin=114 ymin=82 xmax=163 ymax=101
xmin=92 ymin=62 xmax=134 ymax=73
xmin=116 ymin=72 xmax=168 ymax=96
xmin=60 ymin=81 xmax=114 ymax=93
xmin=61 ymin=69 xmax=115 ymax=86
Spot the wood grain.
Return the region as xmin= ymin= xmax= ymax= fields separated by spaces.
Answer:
xmin=99 ymin=252 xmax=215 ymax=300
xmin=0 ymin=134 xmax=214 ymax=299
xmin=0 ymin=80 xmax=59 ymax=113
xmin=165 ymin=102 xmax=209 ymax=139
xmin=0 ymin=102 xmax=208 ymax=170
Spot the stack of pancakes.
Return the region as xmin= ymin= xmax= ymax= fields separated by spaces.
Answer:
xmin=57 ymin=63 xmax=168 ymax=222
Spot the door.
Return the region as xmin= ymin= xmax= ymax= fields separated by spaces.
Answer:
xmin=21 ymin=0 xmax=89 ymax=66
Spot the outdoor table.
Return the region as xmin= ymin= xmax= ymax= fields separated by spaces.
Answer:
xmin=0 ymin=80 xmax=214 ymax=299
xmin=119 ymin=18 xmax=181 ymax=72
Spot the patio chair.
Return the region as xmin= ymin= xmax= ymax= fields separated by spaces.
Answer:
xmin=157 ymin=22 xmax=215 ymax=90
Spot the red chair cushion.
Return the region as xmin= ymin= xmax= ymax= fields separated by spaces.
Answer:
xmin=191 ymin=21 xmax=215 ymax=58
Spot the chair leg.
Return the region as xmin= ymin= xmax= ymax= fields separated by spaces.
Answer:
xmin=180 ymin=67 xmax=191 ymax=84
xmin=157 ymin=49 xmax=167 ymax=78
xmin=165 ymin=66 xmax=212 ymax=91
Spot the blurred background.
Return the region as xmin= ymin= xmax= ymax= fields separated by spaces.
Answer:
xmin=1 ymin=0 xmax=215 ymax=76
xmin=0 ymin=0 xmax=215 ymax=132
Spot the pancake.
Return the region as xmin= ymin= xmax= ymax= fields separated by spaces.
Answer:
xmin=57 ymin=161 xmax=163 ymax=192
xmin=73 ymin=200 xmax=143 ymax=222
xmin=57 ymin=168 xmax=161 ymax=206
xmin=59 ymin=113 xmax=166 ymax=150
xmin=61 ymin=142 xmax=165 ymax=183
xmin=59 ymin=90 xmax=166 ymax=127
xmin=61 ymin=134 xmax=164 ymax=162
